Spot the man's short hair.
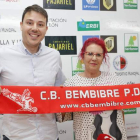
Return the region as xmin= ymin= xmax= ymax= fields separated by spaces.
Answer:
xmin=22 ymin=4 xmax=48 ymax=25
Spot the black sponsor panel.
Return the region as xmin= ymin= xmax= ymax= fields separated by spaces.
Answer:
xmin=100 ymin=0 xmax=116 ymax=11
xmin=100 ymin=35 xmax=117 ymax=53
xmin=45 ymin=36 xmax=77 ymax=55
xmin=43 ymin=0 xmax=75 ymax=10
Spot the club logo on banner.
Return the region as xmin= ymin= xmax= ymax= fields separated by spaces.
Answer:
xmin=77 ymin=19 xmax=100 ymax=31
xmin=101 ymin=35 xmax=117 ymax=53
xmin=82 ymin=35 xmax=99 ymax=44
xmin=2 ymin=88 xmax=37 ymax=112
xmin=113 ymin=55 xmax=127 ymax=71
xmin=100 ymin=0 xmax=116 ymax=11
xmin=43 ymin=0 xmax=75 ymax=10
xmin=124 ymin=33 xmax=139 ymax=52
xmin=71 ymin=56 xmax=84 ymax=76
xmin=82 ymin=0 xmax=99 ymax=10
xmin=124 ymin=0 xmax=138 ymax=9
xmin=45 ymin=36 xmax=77 ymax=55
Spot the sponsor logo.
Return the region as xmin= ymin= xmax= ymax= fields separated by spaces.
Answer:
xmin=82 ymin=35 xmax=99 ymax=44
xmin=43 ymin=0 xmax=75 ymax=10
xmin=103 ymin=0 xmax=114 ymax=10
xmin=82 ymin=0 xmax=99 ymax=10
xmin=123 ymin=108 xmax=136 ymax=114
xmin=101 ymin=35 xmax=117 ymax=53
xmin=100 ymin=0 xmax=116 ymax=11
xmin=48 ymin=18 xmax=67 ymax=28
xmin=113 ymin=55 xmax=127 ymax=71
xmin=82 ymin=35 xmax=117 ymax=53
xmin=45 ymin=36 xmax=77 ymax=55
xmin=127 ymin=81 xmax=135 ymax=84
xmin=0 ymin=39 xmax=21 ymax=45
xmin=115 ymin=72 xmax=139 ymax=76
xmin=71 ymin=56 xmax=85 ymax=76
xmin=0 ymin=0 xmax=19 ymax=2
xmin=77 ymin=19 xmax=100 ymax=31
xmin=124 ymin=0 xmax=138 ymax=9
xmin=86 ymin=0 xmax=96 ymax=4
xmin=58 ymin=130 xmax=67 ymax=134
xmin=126 ymin=124 xmax=139 ymax=131
xmin=6 ymin=0 xmax=19 ymax=2
xmin=0 ymin=28 xmax=16 ymax=32
xmin=124 ymin=33 xmax=139 ymax=52
xmin=105 ymin=20 xmax=140 ymax=30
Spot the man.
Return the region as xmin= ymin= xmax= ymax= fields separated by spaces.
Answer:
xmin=0 ymin=4 xmax=66 ymax=140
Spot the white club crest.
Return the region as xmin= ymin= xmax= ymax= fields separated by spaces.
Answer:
xmin=86 ymin=0 xmax=95 ymax=4
xmin=2 ymin=88 xmax=37 ymax=113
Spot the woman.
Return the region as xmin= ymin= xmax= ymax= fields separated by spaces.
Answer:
xmin=62 ymin=38 xmax=127 ymax=140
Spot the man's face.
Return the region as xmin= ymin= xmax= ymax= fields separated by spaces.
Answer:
xmin=20 ymin=11 xmax=48 ymax=49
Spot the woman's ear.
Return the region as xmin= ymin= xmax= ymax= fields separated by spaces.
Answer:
xmin=80 ymin=59 xmax=84 ymax=64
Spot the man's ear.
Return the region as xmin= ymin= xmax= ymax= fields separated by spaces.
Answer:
xmin=20 ymin=22 xmax=23 ymax=31
xmin=46 ymin=26 xmax=48 ymax=32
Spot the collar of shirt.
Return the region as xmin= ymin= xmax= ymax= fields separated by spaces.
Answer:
xmin=20 ymin=41 xmax=42 ymax=56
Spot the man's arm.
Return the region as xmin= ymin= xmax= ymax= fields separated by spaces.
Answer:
xmin=54 ymin=54 xmax=66 ymax=86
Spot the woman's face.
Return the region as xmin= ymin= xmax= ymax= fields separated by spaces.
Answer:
xmin=83 ymin=43 xmax=104 ymax=74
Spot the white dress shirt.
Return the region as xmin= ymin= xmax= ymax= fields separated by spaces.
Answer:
xmin=0 ymin=42 xmax=66 ymax=140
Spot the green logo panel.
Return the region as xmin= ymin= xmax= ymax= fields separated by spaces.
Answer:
xmin=123 ymin=108 xmax=136 ymax=114
xmin=77 ymin=21 xmax=100 ymax=31
xmin=124 ymin=33 xmax=139 ymax=52
xmin=124 ymin=0 xmax=138 ymax=9
xmin=71 ymin=57 xmax=84 ymax=76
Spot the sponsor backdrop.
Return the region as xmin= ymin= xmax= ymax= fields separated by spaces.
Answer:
xmin=0 ymin=0 xmax=140 ymax=139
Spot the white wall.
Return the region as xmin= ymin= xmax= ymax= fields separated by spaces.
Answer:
xmin=0 ymin=0 xmax=140 ymax=139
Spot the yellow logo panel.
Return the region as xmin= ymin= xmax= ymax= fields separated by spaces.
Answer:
xmin=103 ymin=0 xmax=114 ymax=10
xmin=104 ymin=37 xmax=114 ymax=52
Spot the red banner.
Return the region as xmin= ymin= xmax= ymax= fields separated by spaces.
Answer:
xmin=0 ymin=84 xmax=140 ymax=114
